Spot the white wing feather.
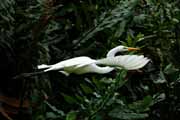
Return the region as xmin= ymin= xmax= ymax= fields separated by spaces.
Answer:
xmin=124 ymin=55 xmax=145 ymax=68
xmin=40 ymin=56 xmax=96 ymax=72
xmin=96 ymin=55 xmax=150 ymax=70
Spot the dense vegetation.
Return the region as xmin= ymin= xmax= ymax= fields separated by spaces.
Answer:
xmin=1 ymin=0 xmax=180 ymax=120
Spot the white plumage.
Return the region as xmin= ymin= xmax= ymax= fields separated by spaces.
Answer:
xmin=38 ymin=56 xmax=113 ymax=75
xmin=37 ymin=45 xmax=150 ymax=75
xmin=42 ymin=57 xmax=96 ymax=72
xmin=96 ymin=55 xmax=149 ymax=70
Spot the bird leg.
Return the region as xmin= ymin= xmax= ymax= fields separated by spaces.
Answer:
xmin=13 ymin=71 xmax=45 ymax=79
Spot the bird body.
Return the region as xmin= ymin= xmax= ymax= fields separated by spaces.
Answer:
xmin=38 ymin=56 xmax=96 ymax=71
xmin=67 ymin=64 xmax=114 ymax=75
xmin=37 ymin=45 xmax=150 ymax=75
xmin=38 ymin=56 xmax=113 ymax=75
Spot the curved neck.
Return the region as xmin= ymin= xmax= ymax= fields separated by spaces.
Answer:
xmin=91 ymin=64 xmax=114 ymax=74
xmin=106 ymin=47 xmax=123 ymax=57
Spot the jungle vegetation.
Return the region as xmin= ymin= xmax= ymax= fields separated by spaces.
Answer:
xmin=1 ymin=0 xmax=180 ymax=120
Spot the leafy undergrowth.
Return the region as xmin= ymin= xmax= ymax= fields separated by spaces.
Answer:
xmin=1 ymin=0 xmax=180 ymax=120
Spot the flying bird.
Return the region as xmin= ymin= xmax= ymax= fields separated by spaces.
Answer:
xmin=37 ymin=45 xmax=149 ymax=75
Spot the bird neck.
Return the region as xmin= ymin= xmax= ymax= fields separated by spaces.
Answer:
xmin=106 ymin=47 xmax=123 ymax=57
xmin=92 ymin=65 xmax=114 ymax=74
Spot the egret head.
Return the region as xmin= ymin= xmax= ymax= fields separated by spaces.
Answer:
xmin=107 ymin=45 xmax=140 ymax=57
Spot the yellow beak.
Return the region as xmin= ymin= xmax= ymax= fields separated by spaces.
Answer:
xmin=128 ymin=47 xmax=140 ymax=51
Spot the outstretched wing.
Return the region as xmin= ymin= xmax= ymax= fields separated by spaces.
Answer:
xmin=96 ymin=55 xmax=150 ymax=70
xmin=53 ymin=56 xmax=96 ymax=68
xmin=42 ymin=56 xmax=96 ymax=72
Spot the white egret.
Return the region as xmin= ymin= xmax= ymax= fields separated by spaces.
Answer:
xmin=37 ymin=46 xmax=149 ymax=75
xmin=38 ymin=56 xmax=113 ymax=75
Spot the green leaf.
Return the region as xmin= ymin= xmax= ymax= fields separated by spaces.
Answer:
xmin=45 ymin=101 xmax=65 ymax=116
xmin=92 ymin=77 xmax=104 ymax=89
xmin=153 ymin=71 xmax=167 ymax=84
xmin=163 ymin=64 xmax=178 ymax=74
xmin=109 ymin=108 xmax=148 ymax=120
xmin=46 ymin=112 xmax=60 ymax=119
xmin=114 ymin=20 xmax=127 ymax=38
xmin=115 ymin=70 xmax=127 ymax=89
xmin=127 ymin=34 xmax=133 ymax=46
xmin=80 ymin=84 xmax=93 ymax=94
xmin=66 ymin=111 xmax=77 ymax=120
xmin=61 ymin=93 xmax=78 ymax=104
xmin=152 ymin=93 xmax=166 ymax=105
xmin=128 ymin=96 xmax=153 ymax=112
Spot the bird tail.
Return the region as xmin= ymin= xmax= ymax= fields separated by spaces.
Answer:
xmin=37 ymin=64 xmax=51 ymax=69
xmin=96 ymin=55 xmax=150 ymax=70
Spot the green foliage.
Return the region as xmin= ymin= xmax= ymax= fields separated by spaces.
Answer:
xmin=1 ymin=0 xmax=180 ymax=120
xmin=0 ymin=0 xmax=15 ymax=22
xmin=75 ymin=0 xmax=140 ymax=46
xmin=109 ymin=109 xmax=148 ymax=120
xmin=66 ymin=111 xmax=77 ymax=120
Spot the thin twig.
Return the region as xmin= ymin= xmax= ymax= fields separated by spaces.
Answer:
xmin=0 ymin=108 xmax=13 ymax=120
